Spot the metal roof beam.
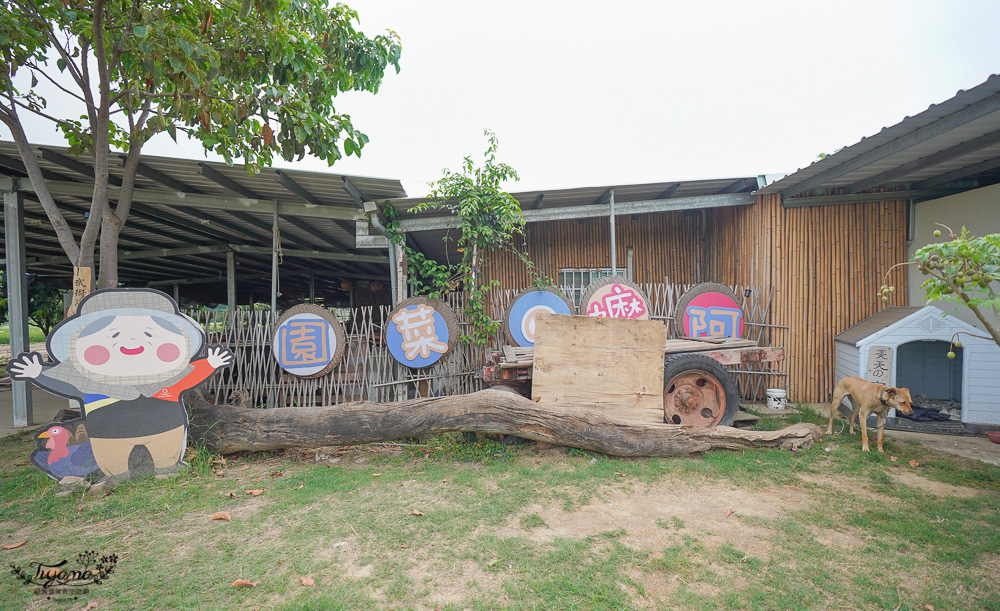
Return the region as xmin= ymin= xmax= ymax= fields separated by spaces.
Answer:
xmin=397 ymin=193 xmax=755 ymax=232
xmin=782 ymin=188 xmax=964 ymax=207
xmin=30 ymin=244 xmax=230 ymax=265
xmin=199 ymin=163 xmax=262 ymax=199
xmin=282 ymin=216 xmax=352 ymax=252
xmin=530 ymin=194 xmax=544 ymax=209
xmin=341 ymin=176 xmax=367 ymax=207
xmin=654 ymin=184 xmax=680 ymax=199
xmin=146 ymin=267 xmax=389 ymax=287
xmin=715 ymin=178 xmax=751 ymax=194
xmin=275 ymin=170 xmax=357 ymax=233
xmin=0 ymin=153 xmax=74 ymax=182
xmin=845 ymin=128 xmax=1000 ymax=193
xmin=231 ymin=245 xmax=388 ymax=263
xmin=41 ymin=148 xmax=123 ymax=186
xmin=0 ymin=176 xmax=365 ymax=221
xmin=592 ymin=189 xmax=612 ymax=205
xmin=779 ymin=91 xmax=1000 ymax=198
xmin=912 ymin=156 xmax=1000 ymax=190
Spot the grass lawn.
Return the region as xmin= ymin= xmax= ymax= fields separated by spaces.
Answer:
xmin=1 ymin=407 xmax=999 ymax=610
xmin=0 ymin=324 xmax=47 ymax=345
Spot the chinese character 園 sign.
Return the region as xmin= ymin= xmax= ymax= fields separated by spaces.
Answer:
xmin=271 ymin=305 xmax=346 ymax=378
xmin=681 ymin=292 xmax=745 ymax=339
xmin=584 ymin=284 xmax=649 ymax=319
xmin=505 ymin=289 xmax=574 ymax=347
xmin=386 ymin=298 xmax=456 ymax=368
xmin=865 ymin=345 xmax=893 ymax=383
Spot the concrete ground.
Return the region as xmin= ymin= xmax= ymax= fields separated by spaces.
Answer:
xmin=0 ymin=387 xmax=74 ymax=437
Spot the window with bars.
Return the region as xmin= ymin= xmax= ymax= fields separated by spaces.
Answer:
xmin=558 ymin=267 xmax=630 ymax=306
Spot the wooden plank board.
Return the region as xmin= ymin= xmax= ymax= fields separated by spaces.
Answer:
xmin=531 ymin=313 xmax=668 ymax=423
xmin=663 ymin=338 xmax=756 ymax=354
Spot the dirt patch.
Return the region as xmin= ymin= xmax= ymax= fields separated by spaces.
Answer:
xmin=891 ymin=471 xmax=980 ymax=498
xmin=798 ymin=473 xmax=898 ymax=502
xmin=499 ymin=480 xmax=812 ymax=561
xmin=407 ymin=559 xmax=497 ymax=607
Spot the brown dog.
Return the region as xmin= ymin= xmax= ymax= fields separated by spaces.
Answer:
xmin=827 ymin=377 xmax=914 ymax=452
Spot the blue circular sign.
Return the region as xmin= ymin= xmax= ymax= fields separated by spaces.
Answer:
xmin=272 ymin=313 xmax=338 ymax=376
xmin=507 ymin=290 xmax=573 ymax=347
xmin=386 ymin=305 xmax=451 ymax=368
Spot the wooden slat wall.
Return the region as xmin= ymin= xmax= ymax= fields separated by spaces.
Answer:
xmin=483 ymin=212 xmax=703 ymax=287
xmin=480 ymin=194 xmax=909 ymax=404
xmin=712 ymin=194 xmax=909 ymax=403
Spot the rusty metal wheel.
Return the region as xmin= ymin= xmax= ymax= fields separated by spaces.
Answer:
xmin=662 ymin=353 xmax=739 ymax=427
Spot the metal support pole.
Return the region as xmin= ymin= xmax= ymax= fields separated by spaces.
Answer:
xmin=269 ymin=204 xmax=279 ymax=408
xmin=173 ymin=284 xmax=180 ymax=304
xmin=4 ymin=189 xmax=33 ymax=427
xmin=609 ymin=189 xmax=617 ymax=276
xmin=226 ymin=248 xmax=236 ymax=313
xmin=308 ymin=269 xmax=315 ymax=303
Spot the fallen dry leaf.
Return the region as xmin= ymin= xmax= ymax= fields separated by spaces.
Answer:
xmin=424 ymin=453 xmax=430 ymax=459
xmin=410 ymin=510 xmax=425 ymax=516
xmin=726 ymin=510 xmax=735 ymax=517
xmin=2 ymin=541 xmax=27 ymax=550
xmin=294 ymin=484 xmax=304 ymax=490
xmin=270 ymin=471 xmax=284 ymax=478
xmin=303 ymin=453 xmax=315 ymax=460
xmin=373 ymin=473 xmax=383 ymax=477
xmin=909 ymin=460 xmax=921 ymax=467
xmin=414 ymin=471 xmax=425 ymax=474
xmin=246 ymin=489 xmax=264 ymax=496
xmin=239 ymin=465 xmax=251 ymax=471
xmin=211 ymin=512 xmax=232 ymax=522
xmin=434 ymin=446 xmax=443 ymax=450
xmin=230 ymin=579 xmax=259 ymax=587
xmin=212 ymin=458 xmax=227 ymax=466
xmin=299 ymin=577 xmax=315 ymax=587
xmin=891 ymin=456 xmax=898 ymax=462
xmin=85 ymin=601 xmax=99 ymax=610
xmin=214 ymin=471 xmax=226 ymax=477
xmin=923 ymin=605 xmax=935 ymax=610
xmin=77 ymin=505 xmax=84 ymax=513
xmin=400 ymin=543 xmax=409 ymax=549
xmin=614 ymin=472 xmax=626 ymax=477
xmin=225 ymin=492 xmax=241 ymax=499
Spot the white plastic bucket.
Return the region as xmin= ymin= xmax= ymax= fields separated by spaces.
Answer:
xmin=765 ymin=389 xmax=788 ymax=410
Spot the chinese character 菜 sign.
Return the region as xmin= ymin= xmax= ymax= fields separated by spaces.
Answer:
xmin=386 ymin=300 xmax=455 ymax=368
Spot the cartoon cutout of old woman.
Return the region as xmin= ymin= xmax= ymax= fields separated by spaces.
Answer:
xmin=7 ymin=289 xmax=232 ymax=482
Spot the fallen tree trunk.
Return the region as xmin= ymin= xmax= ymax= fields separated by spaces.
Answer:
xmin=189 ymin=389 xmax=824 ymax=457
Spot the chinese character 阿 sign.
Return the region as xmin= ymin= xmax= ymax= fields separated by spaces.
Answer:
xmin=681 ymin=291 xmax=745 ymax=339
xmin=585 ymin=284 xmax=648 ymax=319
xmin=272 ymin=305 xmax=346 ymax=378
xmin=386 ymin=298 xmax=456 ymax=368
xmin=865 ymin=345 xmax=893 ymax=383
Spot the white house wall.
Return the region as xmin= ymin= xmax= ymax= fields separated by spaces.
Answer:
xmin=908 ymin=183 xmax=1000 ymax=332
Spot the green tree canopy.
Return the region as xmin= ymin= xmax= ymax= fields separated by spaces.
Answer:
xmin=0 ymin=0 xmax=400 ymax=289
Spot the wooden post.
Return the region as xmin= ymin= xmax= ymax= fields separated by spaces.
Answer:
xmin=3 ymin=189 xmax=33 ymax=426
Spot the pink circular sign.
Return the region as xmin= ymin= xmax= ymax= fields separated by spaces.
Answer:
xmin=681 ymin=292 xmax=744 ymax=339
xmin=584 ymin=283 xmax=650 ymax=320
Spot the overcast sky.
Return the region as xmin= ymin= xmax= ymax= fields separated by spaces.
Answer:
xmin=7 ymin=0 xmax=1000 ymax=197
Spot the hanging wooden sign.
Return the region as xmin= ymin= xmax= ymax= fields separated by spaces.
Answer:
xmin=503 ymin=287 xmax=576 ymax=347
xmin=674 ymin=282 xmax=745 ymax=339
xmin=271 ymin=304 xmax=347 ymax=378
xmin=385 ymin=296 xmax=460 ymax=368
xmin=579 ymin=276 xmax=651 ymax=320
xmin=6 ymin=288 xmax=233 ymax=483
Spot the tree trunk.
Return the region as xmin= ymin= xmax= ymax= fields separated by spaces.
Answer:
xmin=189 ymin=388 xmax=824 ymax=457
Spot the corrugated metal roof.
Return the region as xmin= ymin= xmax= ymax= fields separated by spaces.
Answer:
xmin=834 ymin=306 xmax=924 ymax=346
xmin=761 ymin=74 xmax=1000 ymax=199
xmin=389 ymin=177 xmax=758 ymax=264
xmin=388 ymin=177 xmax=757 ymax=217
xmin=0 ymin=141 xmax=403 ymax=302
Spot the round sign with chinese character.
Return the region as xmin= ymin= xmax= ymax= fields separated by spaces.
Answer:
xmin=674 ymin=283 xmax=744 ymax=339
xmin=271 ymin=304 xmax=347 ymax=377
xmin=385 ymin=297 xmax=460 ymax=369
xmin=579 ymin=277 xmax=651 ymax=320
xmin=503 ymin=287 xmax=575 ymax=347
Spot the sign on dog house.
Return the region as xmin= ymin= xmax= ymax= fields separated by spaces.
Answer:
xmin=833 ymin=306 xmax=1000 ymax=425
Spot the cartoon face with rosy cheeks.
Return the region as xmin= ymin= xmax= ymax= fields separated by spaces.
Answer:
xmin=74 ymin=315 xmax=191 ymax=378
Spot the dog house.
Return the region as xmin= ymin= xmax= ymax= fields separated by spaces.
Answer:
xmin=834 ymin=306 xmax=1000 ymax=426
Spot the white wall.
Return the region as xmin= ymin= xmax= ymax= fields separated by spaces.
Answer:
xmin=908 ymin=184 xmax=1000 ymax=332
